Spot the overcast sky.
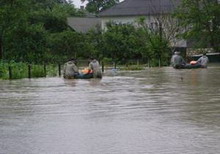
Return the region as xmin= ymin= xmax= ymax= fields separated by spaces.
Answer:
xmin=72 ymin=0 xmax=87 ymax=8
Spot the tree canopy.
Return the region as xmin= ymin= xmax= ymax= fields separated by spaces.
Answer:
xmin=82 ymin=0 xmax=119 ymax=14
xmin=174 ymin=0 xmax=220 ymax=52
xmin=0 ymin=0 xmax=85 ymax=62
xmin=101 ymin=21 xmax=170 ymax=66
xmin=0 ymin=0 xmax=171 ymax=66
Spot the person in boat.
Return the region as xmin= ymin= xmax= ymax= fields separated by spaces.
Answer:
xmin=63 ymin=58 xmax=79 ymax=79
xmin=171 ymin=51 xmax=186 ymax=69
xmin=88 ymin=57 xmax=102 ymax=78
xmin=196 ymin=53 xmax=209 ymax=68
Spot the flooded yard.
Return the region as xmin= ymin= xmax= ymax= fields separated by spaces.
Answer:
xmin=0 ymin=66 xmax=220 ymax=154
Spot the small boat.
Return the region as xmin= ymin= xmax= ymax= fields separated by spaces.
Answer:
xmin=74 ymin=73 xmax=94 ymax=79
xmin=173 ymin=61 xmax=207 ymax=69
xmin=64 ymin=68 xmax=94 ymax=79
xmin=184 ymin=64 xmax=205 ymax=69
xmin=173 ymin=64 xmax=206 ymax=69
xmin=64 ymin=68 xmax=102 ymax=79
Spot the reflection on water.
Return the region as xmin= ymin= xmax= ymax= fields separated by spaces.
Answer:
xmin=0 ymin=67 xmax=220 ymax=154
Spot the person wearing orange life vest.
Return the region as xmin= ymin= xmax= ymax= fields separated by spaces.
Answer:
xmin=88 ymin=57 xmax=102 ymax=78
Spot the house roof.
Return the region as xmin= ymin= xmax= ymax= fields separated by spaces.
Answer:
xmin=67 ymin=17 xmax=101 ymax=33
xmin=99 ymin=0 xmax=180 ymax=17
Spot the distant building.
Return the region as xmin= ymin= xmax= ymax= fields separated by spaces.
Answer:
xmin=98 ymin=0 xmax=186 ymax=50
xmin=99 ymin=0 xmax=179 ymax=17
xmin=67 ymin=17 xmax=101 ymax=33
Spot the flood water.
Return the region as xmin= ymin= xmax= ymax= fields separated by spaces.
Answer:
xmin=0 ymin=66 xmax=220 ymax=154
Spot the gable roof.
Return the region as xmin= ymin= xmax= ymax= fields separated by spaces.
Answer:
xmin=99 ymin=0 xmax=180 ymax=17
xmin=67 ymin=17 xmax=101 ymax=33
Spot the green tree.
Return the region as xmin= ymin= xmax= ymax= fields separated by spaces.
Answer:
xmin=46 ymin=29 xmax=99 ymax=62
xmin=82 ymin=0 xmax=119 ymax=14
xmin=102 ymin=23 xmax=142 ymax=64
xmin=4 ymin=23 xmax=47 ymax=63
xmin=0 ymin=0 xmax=84 ymax=62
xmin=86 ymin=28 xmax=104 ymax=59
xmin=0 ymin=0 xmax=31 ymax=60
xmin=174 ymin=0 xmax=220 ymax=52
xmin=136 ymin=17 xmax=170 ymax=66
xmin=30 ymin=1 xmax=83 ymax=33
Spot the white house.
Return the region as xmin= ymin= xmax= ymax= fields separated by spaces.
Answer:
xmin=98 ymin=0 xmax=187 ymax=51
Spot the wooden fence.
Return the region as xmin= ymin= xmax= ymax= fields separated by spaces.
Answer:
xmin=1 ymin=59 xmax=165 ymax=79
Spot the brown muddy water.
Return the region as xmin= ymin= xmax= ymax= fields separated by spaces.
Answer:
xmin=0 ymin=66 xmax=220 ymax=154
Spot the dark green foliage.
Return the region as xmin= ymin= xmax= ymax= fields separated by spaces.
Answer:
xmin=86 ymin=29 xmax=103 ymax=59
xmin=0 ymin=0 xmax=31 ymax=59
xmin=0 ymin=0 xmax=85 ymax=62
xmin=102 ymin=23 xmax=141 ymax=63
xmin=5 ymin=24 xmax=47 ymax=63
xmin=47 ymin=30 xmax=89 ymax=62
xmin=174 ymin=0 xmax=220 ymax=52
xmin=102 ymin=22 xmax=170 ymax=66
xmin=0 ymin=0 xmax=170 ymax=70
